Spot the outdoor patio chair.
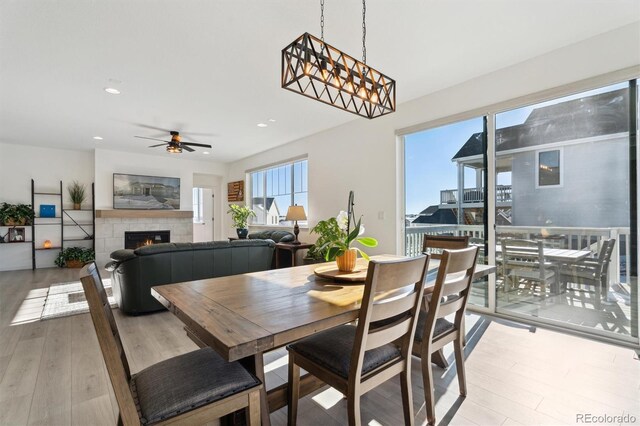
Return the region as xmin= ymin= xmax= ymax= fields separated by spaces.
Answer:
xmin=560 ymin=238 xmax=616 ymax=310
xmin=500 ymin=238 xmax=557 ymax=298
xmin=422 ymin=234 xmax=469 ymax=259
xmin=286 ymin=255 xmax=429 ymax=426
xmin=79 ymin=262 xmax=262 ymax=426
xmin=412 ymin=247 xmax=479 ymax=426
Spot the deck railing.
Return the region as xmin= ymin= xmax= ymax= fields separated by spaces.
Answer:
xmin=405 ymin=224 xmax=632 ymax=286
xmin=439 ymin=185 xmax=512 ymax=204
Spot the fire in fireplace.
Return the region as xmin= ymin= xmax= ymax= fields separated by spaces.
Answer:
xmin=125 ymin=231 xmax=170 ymax=250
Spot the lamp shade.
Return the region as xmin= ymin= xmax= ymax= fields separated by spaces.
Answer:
xmin=286 ymin=205 xmax=307 ymax=221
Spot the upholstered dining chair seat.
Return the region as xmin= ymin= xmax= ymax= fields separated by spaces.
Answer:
xmin=414 ymin=312 xmax=455 ymax=343
xmin=287 ymin=324 xmax=401 ymax=379
xmin=131 ymin=347 xmax=260 ymax=425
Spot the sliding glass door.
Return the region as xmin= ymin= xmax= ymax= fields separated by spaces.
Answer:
xmin=402 ymin=77 xmax=638 ymax=345
xmin=494 ymin=81 xmax=638 ymax=342
xmin=404 ymin=117 xmax=489 ymax=307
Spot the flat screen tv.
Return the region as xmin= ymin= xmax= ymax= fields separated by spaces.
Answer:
xmin=113 ymin=173 xmax=180 ymax=210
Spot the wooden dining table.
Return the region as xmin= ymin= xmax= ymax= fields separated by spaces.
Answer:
xmin=152 ymin=255 xmax=496 ymax=425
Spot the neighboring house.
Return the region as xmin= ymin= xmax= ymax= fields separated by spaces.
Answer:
xmin=252 ymin=197 xmax=281 ymax=225
xmin=416 ymin=88 xmax=630 ymax=228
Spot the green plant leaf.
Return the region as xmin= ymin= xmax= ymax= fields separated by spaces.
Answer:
xmin=355 ymin=248 xmax=370 ymax=261
xmin=356 ymin=237 xmax=378 ymax=247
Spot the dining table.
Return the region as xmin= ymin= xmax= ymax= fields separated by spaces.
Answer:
xmin=152 ymin=255 xmax=496 ymax=425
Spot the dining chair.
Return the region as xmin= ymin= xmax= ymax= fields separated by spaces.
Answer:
xmin=500 ymin=238 xmax=557 ymax=298
xmin=560 ymin=238 xmax=616 ymax=310
xmin=79 ymin=262 xmax=262 ymax=426
xmin=412 ymin=246 xmax=479 ymax=426
xmin=422 ymin=234 xmax=469 ymax=259
xmin=422 ymin=234 xmax=471 ymax=352
xmin=287 ymin=255 xmax=430 ymax=426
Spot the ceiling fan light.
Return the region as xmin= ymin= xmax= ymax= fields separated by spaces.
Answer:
xmin=166 ymin=144 xmax=182 ymax=154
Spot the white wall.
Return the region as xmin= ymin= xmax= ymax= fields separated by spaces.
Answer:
xmin=225 ymin=23 xmax=640 ymax=256
xmin=0 ymin=143 xmax=94 ymax=270
xmin=94 ymin=148 xmax=228 ymax=210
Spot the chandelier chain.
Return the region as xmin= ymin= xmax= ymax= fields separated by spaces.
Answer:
xmin=362 ymin=0 xmax=366 ymax=64
xmin=320 ymin=0 xmax=324 ymax=42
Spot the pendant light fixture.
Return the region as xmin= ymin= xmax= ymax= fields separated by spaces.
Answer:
xmin=281 ymin=0 xmax=396 ymax=119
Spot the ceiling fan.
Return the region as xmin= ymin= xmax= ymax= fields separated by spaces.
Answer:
xmin=134 ymin=131 xmax=212 ymax=154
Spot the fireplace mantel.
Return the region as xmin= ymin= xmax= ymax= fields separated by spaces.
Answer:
xmin=95 ymin=209 xmax=193 ymax=219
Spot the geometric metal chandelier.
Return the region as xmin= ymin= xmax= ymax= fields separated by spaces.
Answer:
xmin=281 ymin=0 xmax=396 ymax=119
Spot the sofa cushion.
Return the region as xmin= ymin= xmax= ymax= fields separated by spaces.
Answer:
xmin=247 ymin=230 xmax=294 ymax=243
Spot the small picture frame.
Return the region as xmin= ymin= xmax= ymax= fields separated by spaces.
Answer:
xmin=9 ymin=227 xmax=25 ymax=242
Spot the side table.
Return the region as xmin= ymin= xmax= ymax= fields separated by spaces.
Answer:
xmin=275 ymin=242 xmax=313 ymax=268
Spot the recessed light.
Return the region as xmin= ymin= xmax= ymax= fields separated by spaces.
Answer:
xmin=104 ymin=87 xmax=121 ymax=95
xmin=268 ymin=119 xmax=276 ymax=122
xmin=93 ymin=136 xmax=103 ymax=140
xmin=257 ymin=123 xmax=268 ymax=128
xmin=203 ymin=151 xmax=210 ymax=155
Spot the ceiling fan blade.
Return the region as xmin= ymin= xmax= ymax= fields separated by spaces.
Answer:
xmin=133 ymin=123 xmax=173 ymax=133
xmin=181 ymin=142 xmax=212 ymax=148
xmin=182 ymin=145 xmax=195 ymax=152
xmin=135 ymin=136 xmax=171 ymax=143
xmin=148 ymin=143 xmax=167 ymax=148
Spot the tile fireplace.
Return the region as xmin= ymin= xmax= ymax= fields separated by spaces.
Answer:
xmin=124 ymin=230 xmax=170 ymax=249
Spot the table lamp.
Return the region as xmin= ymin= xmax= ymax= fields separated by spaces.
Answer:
xmin=286 ymin=205 xmax=306 ymax=245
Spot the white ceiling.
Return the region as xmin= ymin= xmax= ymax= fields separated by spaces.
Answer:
xmin=1 ymin=0 xmax=638 ymax=163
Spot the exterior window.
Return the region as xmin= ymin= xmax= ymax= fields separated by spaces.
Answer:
xmin=537 ymin=149 xmax=561 ymax=187
xmin=192 ymin=188 xmax=204 ymax=223
xmin=250 ymin=159 xmax=308 ymax=226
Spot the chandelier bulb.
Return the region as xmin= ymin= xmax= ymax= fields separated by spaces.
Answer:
xmin=345 ymin=76 xmax=355 ymax=94
xmin=357 ymin=81 xmax=368 ymax=99
xmin=303 ymin=51 xmax=312 ymax=76
xmin=370 ymin=88 xmax=379 ymax=104
xmin=320 ymin=60 xmax=329 ymax=81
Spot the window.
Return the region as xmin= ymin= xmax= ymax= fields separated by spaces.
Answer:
xmin=250 ymin=159 xmax=308 ymax=226
xmin=192 ymin=188 xmax=204 ymax=223
xmin=536 ymin=149 xmax=562 ymax=187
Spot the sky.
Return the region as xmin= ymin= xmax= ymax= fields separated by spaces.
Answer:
xmin=404 ymin=82 xmax=628 ymax=215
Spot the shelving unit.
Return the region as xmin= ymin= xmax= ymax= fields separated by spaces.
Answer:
xmin=30 ymin=179 xmax=95 ymax=269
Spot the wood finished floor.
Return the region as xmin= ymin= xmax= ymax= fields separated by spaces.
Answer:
xmin=0 ymin=267 xmax=638 ymax=426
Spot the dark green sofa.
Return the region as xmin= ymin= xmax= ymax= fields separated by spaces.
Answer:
xmin=106 ymin=240 xmax=275 ymax=315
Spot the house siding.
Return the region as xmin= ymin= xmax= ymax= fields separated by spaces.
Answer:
xmin=510 ymin=135 xmax=629 ymax=227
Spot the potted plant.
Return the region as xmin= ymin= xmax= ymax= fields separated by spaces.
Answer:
xmin=67 ymin=181 xmax=86 ymax=210
xmin=318 ymin=211 xmax=378 ymax=272
xmin=54 ymin=246 xmax=95 ymax=268
xmin=304 ymin=217 xmax=344 ymax=264
xmin=0 ymin=203 xmax=35 ymax=225
xmin=227 ymin=204 xmax=256 ymax=239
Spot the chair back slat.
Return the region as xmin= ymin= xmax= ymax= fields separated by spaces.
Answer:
xmin=422 ymin=235 xmax=469 ymax=260
xmin=80 ymin=263 xmax=140 ymax=426
xmin=369 ymin=290 xmax=419 ymax=322
xmin=372 ymin=257 xmax=429 ymax=292
xmin=501 ymin=239 xmax=550 ymax=279
xmin=365 ymin=316 xmax=412 ymax=351
xmin=597 ymin=239 xmax=616 ymax=277
xmin=435 ymin=296 xmax=465 ymax=318
xmin=440 ymin=274 xmax=469 ymax=297
xmin=350 ymin=255 xmax=429 ymax=382
xmin=421 ymin=247 xmax=478 ymax=345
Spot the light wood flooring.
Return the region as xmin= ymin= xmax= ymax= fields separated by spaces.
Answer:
xmin=0 ymin=267 xmax=638 ymax=426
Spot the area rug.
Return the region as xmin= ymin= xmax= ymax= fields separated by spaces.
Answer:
xmin=41 ymin=278 xmax=116 ymax=320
